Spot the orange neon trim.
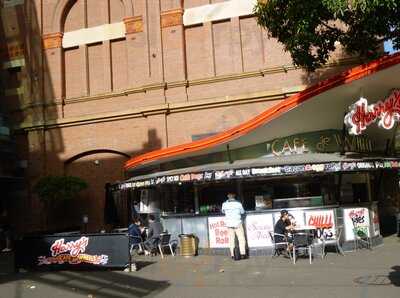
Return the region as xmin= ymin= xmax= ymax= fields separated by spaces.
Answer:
xmin=124 ymin=52 xmax=400 ymax=171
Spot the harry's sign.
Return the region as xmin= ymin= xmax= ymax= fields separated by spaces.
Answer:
xmin=38 ymin=237 xmax=108 ymax=266
xmin=345 ymin=90 xmax=400 ymax=135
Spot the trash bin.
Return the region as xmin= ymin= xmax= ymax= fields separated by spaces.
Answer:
xmin=179 ymin=234 xmax=196 ymax=257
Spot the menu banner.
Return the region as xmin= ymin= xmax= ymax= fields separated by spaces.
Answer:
xmin=344 ymin=208 xmax=371 ymax=241
xmin=305 ymin=210 xmax=336 ymax=240
xmin=245 ymin=214 xmax=274 ymax=247
xmin=115 ymin=159 xmax=400 ymax=191
xmin=208 ymin=217 xmax=230 ymax=248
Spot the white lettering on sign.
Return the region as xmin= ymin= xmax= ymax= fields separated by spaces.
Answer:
xmin=344 ymin=90 xmax=400 ymax=135
xmin=251 ymin=167 xmax=281 ymax=175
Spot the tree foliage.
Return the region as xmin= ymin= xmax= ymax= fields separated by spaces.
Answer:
xmin=34 ymin=175 xmax=88 ymax=203
xmin=254 ymin=0 xmax=399 ymax=71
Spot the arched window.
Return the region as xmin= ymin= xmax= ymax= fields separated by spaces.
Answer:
xmin=63 ymin=0 xmax=128 ymax=99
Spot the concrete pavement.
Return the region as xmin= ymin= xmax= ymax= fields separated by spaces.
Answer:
xmin=0 ymin=236 xmax=399 ymax=298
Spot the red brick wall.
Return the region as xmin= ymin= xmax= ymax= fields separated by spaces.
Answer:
xmin=88 ymin=43 xmax=106 ymax=94
xmin=64 ymin=47 xmax=86 ymax=98
xmin=185 ymin=24 xmax=213 ymax=79
xmin=87 ymin=0 xmax=108 ymax=27
xmin=1 ymin=0 xmax=358 ymax=232
xmin=64 ymin=0 xmax=84 ymax=31
xmin=240 ymin=17 xmax=264 ymax=72
xmin=111 ymin=39 xmax=128 ymax=91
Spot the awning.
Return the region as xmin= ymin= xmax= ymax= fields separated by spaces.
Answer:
xmin=124 ymin=52 xmax=400 ymax=174
xmin=114 ymin=154 xmax=400 ymax=190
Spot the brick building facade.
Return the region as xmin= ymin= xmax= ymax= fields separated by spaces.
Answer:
xmin=0 ymin=0 xmax=360 ymax=233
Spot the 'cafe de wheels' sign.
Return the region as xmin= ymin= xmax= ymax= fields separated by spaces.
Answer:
xmin=344 ymin=90 xmax=400 ymax=135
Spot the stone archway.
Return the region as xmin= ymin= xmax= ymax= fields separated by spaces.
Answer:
xmin=64 ymin=149 xmax=130 ymax=165
xmin=50 ymin=0 xmax=134 ymax=33
xmin=60 ymin=149 xmax=130 ymax=232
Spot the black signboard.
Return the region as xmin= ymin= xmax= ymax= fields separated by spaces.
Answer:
xmin=16 ymin=233 xmax=130 ymax=270
xmin=114 ymin=159 xmax=400 ymax=191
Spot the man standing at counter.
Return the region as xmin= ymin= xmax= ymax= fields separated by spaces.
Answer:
xmin=222 ymin=192 xmax=247 ymax=260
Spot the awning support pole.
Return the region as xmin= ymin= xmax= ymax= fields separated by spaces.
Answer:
xmin=227 ymin=144 xmax=233 ymax=164
xmin=194 ymin=185 xmax=200 ymax=214
xmin=337 ymin=173 xmax=343 ymax=204
xmin=340 ymin=112 xmax=347 ymax=155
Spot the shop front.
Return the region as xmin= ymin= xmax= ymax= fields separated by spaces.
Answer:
xmin=112 ymin=53 xmax=400 ymax=254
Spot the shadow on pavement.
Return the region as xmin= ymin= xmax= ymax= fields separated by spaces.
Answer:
xmin=136 ymin=261 xmax=155 ymax=271
xmin=389 ymin=266 xmax=400 ymax=286
xmin=0 ymin=269 xmax=170 ymax=298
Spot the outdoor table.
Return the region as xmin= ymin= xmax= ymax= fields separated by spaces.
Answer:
xmin=293 ymin=225 xmax=333 ymax=240
xmin=291 ymin=226 xmax=317 ymax=237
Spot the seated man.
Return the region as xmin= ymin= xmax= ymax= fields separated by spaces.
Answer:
xmin=143 ymin=215 xmax=164 ymax=255
xmin=274 ymin=210 xmax=295 ymax=251
xmin=128 ymin=217 xmax=143 ymax=252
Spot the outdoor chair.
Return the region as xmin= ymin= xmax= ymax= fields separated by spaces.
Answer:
xmin=158 ymin=233 xmax=177 ymax=258
xmin=269 ymin=232 xmax=292 ymax=260
xmin=322 ymin=226 xmax=344 ymax=258
xmin=292 ymin=231 xmax=314 ymax=264
xmin=129 ymin=235 xmax=145 ymax=256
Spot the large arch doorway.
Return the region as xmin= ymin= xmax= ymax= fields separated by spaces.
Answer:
xmin=62 ymin=149 xmax=129 ymax=232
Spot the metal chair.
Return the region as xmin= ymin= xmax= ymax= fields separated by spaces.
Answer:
xmin=129 ymin=235 xmax=145 ymax=256
xmin=158 ymin=234 xmax=177 ymax=258
xmin=322 ymin=226 xmax=344 ymax=258
xmin=292 ymin=231 xmax=314 ymax=264
xmin=269 ymin=232 xmax=292 ymax=260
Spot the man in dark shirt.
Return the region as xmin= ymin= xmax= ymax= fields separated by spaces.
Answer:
xmin=274 ymin=210 xmax=294 ymax=246
xmin=128 ymin=217 xmax=143 ymax=247
xmin=143 ymin=215 xmax=164 ymax=255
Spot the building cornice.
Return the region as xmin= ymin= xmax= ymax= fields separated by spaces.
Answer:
xmin=12 ymin=57 xmax=361 ymax=131
xmin=15 ymin=57 xmax=359 ymax=109
xmin=15 ymin=87 xmax=305 ymax=131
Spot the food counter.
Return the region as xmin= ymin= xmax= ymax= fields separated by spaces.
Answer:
xmin=161 ymin=202 xmax=382 ymax=255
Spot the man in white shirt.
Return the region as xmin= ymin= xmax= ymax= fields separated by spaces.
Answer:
xmin=221 ymin=192 xmax=247 ymax=259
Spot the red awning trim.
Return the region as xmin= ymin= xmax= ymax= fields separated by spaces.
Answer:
xmin=124 ymin=52 xmax=400 ymax=171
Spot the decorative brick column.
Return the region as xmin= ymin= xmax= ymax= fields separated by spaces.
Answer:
xmin=42 ymin=32 xmax=64 ymax=102
xmin=160 ymin=8 xmax=187 ymax=103
xmin=123 ymin=16 xmax=148 ymax=86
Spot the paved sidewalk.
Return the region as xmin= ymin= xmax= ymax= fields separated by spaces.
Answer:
xmin=0 ymin=236 xmax=399 ymax=298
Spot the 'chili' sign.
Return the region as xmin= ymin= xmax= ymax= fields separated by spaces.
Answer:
xmin=345 ymin=89 xmax=400 ymax=135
